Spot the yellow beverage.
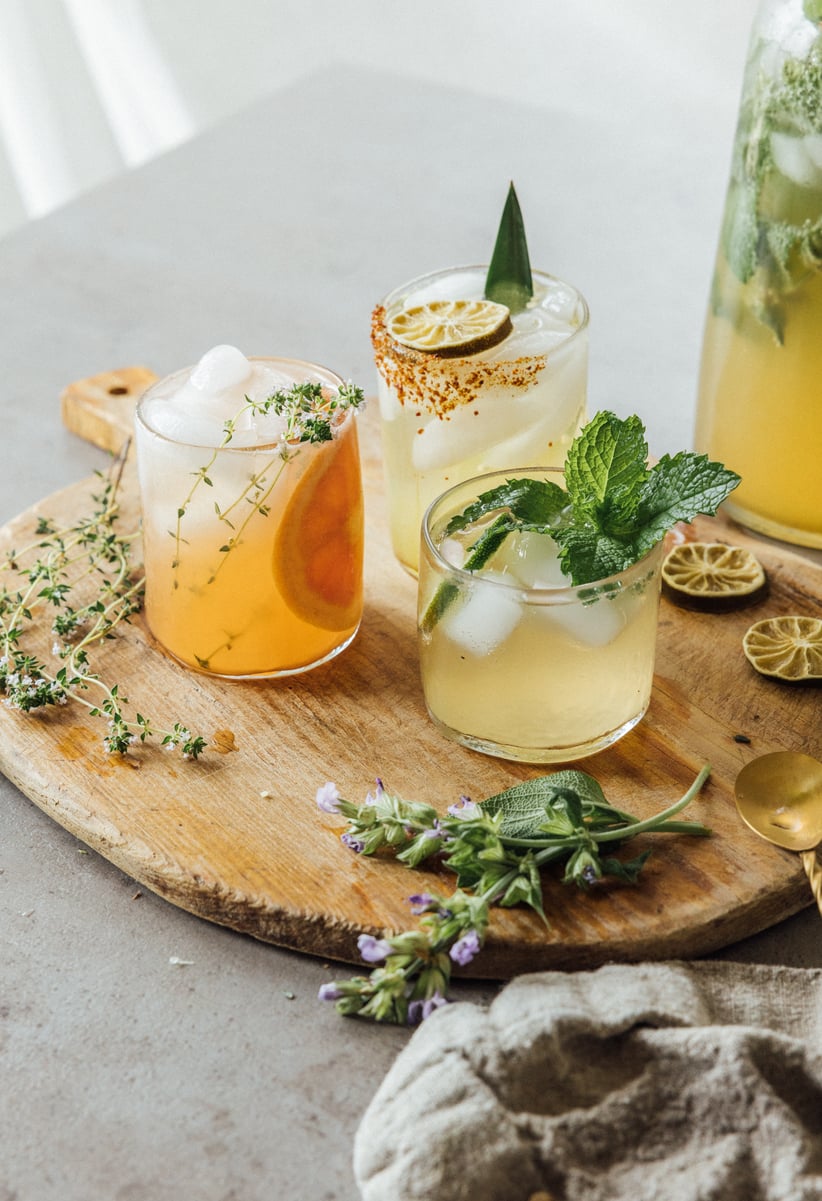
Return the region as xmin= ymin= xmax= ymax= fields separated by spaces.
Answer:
xmin=372 ymin=267 xmax=588 ymax=574
xmin=695 ymin=2 xmax=822 ymax=548
xmin=135 ymin=350 xmax=364 ymax=678
xmin=697 ymin=252 xmax=822 ymax=548
xmin=418 ymin=471 xmax=664 ymax=764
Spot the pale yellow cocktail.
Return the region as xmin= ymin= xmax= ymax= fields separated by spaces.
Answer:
xmin=418 ymin=469 xmax=664 ymax=764
xmin=372 ymin=266 xmax=588 ymax=574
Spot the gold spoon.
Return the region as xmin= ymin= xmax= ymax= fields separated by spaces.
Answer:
xmin=735 ymin=751 xmax=822 ymax=916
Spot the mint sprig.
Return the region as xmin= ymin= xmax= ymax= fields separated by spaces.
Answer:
xmin=551 ymin=411 xmax=740 ymax=584
xmin=420 ymin=411 xmax=740 ymax=632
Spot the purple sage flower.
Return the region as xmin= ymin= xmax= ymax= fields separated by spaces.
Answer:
xmin=341 ymin=833 xmax=365 ymax=853
xmin=364 ymin=777 xmax=385 ymax=806
xmin=408 ymin=892 xmax=436 ymax=914
xmin=450 ymin=929 xmax=481 ymax=966
xmin=357 ymin=934 xmax=393 ymax=964
xmin=317 ymin=982 xmax=344 ymax=1002
xmin=447 ymin=796 xmax=480 ymax=820
xmin=316 ymin=782 xmax=342 ymax=813
xmin=408 ymin=991 xmax=449 ymax=1024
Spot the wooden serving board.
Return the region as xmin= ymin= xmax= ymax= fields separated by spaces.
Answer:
xmin=1 ymin=368 xmax=820 ymax=978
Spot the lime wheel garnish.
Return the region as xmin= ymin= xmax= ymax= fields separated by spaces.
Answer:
xmin=742 ymin=615 xmax=822 ymax=681
xmin=386 ymin=299 xmax=512 ymax=356
xmin=661 ymin=542 xmax=766 ymax=609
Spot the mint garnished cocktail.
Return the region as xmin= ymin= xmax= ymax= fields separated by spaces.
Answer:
xmin=418 ymin=412 xmax=739 ymax=762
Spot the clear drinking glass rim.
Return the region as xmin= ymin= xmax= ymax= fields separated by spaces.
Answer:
xmin=421 ymin=466 xmax=664 ymax=603
xmin=135 ymin=355 xmax=349 ymax=452
xmin=378 ymin=264 xmax=590 ymax=349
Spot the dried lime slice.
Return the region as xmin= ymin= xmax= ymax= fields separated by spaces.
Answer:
xmin=387 ymin=299 xmax=512 ymax=356
xmin=662 ymin=542 xmax=767 ymax=609
xmin=743 ymin=615 xmax=822 ymax=681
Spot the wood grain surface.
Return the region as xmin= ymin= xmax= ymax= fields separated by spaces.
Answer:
xmin=1 ymin=368 xmax=819 ymax=977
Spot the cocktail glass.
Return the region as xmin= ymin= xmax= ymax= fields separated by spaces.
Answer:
xmin=418 ymin=468 xmax=664 ymax=763
xmin=135 ymin=351 xmax=364 ymax=678
xmin=372 ymin=266 xmax=588 ymax=574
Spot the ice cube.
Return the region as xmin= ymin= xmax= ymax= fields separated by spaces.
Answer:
xmin=403 ymin=271 xmax=483 ymax=307
xmin=489 ymin=530 xmax=569 ymax=588
xmin=536 ymin=591 xmax=627 ymax=648
xmin=144 ymin=400 xmax=226 ymax=447
xmin=770 ymin=131 xmax=822 ymax=188
xmin=479 ymin=361 xmax=585 ymax=471
xmin=440 ymin=574 xmax=521 ymax=656
xmin=412 ymin=386 xmax=538 ymax=472
xmin=439 ymin=536 xmax=467 ymax=569
xmin=246 ymin=362 xmax=296 ymax=404
xmin=190 ymin=344 xmax=253 ymax=395
xmin=806 ymin=133 xmax=822 ymax=169
xmin=377 ymin=379 xmax=403 ymax=422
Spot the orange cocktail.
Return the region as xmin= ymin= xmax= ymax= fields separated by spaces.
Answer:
xmin=135 ymin=347 xmax=364 ymax=677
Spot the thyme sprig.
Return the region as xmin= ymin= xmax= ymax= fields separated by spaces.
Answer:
xmin=316 ymin=766 xmax=712 ymax=1024
xmin=0 ymin=453 xmax=206 ymax=757
xmin=171 ymin=379 xmax=364 ymax=588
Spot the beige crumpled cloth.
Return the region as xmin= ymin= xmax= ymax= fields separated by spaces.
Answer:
xmin=354 ymin=961 xmax=822 ymax=1201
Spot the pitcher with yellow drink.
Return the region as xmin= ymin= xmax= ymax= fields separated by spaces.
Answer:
xmin=695 ymin=0 xmax=822 ymax=548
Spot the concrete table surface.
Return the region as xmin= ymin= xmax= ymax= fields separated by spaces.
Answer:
xmin=2 ymin=63 xmax=821 ymax=1201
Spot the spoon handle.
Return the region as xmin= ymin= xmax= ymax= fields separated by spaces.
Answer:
xmin=800 ymin=849 xmax=822 ymax=917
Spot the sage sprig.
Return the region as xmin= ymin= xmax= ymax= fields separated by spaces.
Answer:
xmin=316 ymin=765 xmax=711 ymax=1024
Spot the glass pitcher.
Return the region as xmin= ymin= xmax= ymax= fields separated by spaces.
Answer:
xmin=695 ymin=0 xmax=822 ymax=548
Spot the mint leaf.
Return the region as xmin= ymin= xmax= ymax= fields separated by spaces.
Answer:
xmin=422 ymin=479 xmax=567 ymax=635
xmin=552 ymin=525 xmax=638 ymax=585
xmin=564 ymin=411 xmax=649 ymax=521
xmin=722 ymin=182 xmax=760 ymax=285
xmin=422 ymin=411 xmax=740 ymax=607
xmin=484 ymin=182 xmax=533 ymax=313
xmin=633 ymin=453 xmax=741 ymax=556
xmin=445 ymin=477 xmax=567 ymax=535
xmin=555 ymin=416 xmax=739 ymax=584
xmin=419 ymin=513 xmax=514 ymax=635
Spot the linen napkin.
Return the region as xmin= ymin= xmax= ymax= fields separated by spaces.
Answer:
xmin=354 ymin=960 xmax=822 ymax=1201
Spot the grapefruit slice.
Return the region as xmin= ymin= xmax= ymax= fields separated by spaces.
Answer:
xmin=272 ymin=427 xmax=364 ymax=631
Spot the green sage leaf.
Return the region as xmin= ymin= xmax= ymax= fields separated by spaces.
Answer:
xmin=481 ymin=770 xmax=608 ymax=840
